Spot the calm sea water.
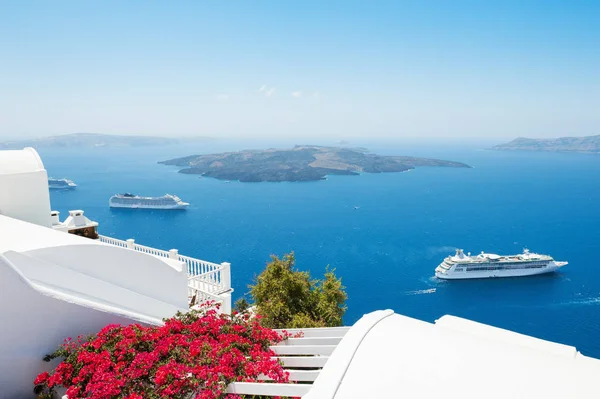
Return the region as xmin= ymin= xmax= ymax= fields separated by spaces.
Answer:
xmin=41 ymin=141 xmax=600 ymax=357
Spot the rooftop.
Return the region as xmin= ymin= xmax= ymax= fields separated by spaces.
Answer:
xmin=0 ymin=214 xmax=100 ymax=253
xmin=0 ymin=147 xmax=44 ymax=175
xmin=0 ymin=213 xmax=189 ymax=323
xmin=306 ymin=310 xmax=600 ymax=398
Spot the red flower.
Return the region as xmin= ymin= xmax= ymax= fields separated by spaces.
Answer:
xmin=65 ymin=385 xmax=80 ymax=398
xmin=34 ymin=371 xmax=50 ymax=385
xmin=33 ymin=302 xmax=290 ymax=399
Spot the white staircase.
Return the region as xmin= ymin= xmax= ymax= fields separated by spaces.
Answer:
xmin=226 ymin=326 xmax=351 ymax=397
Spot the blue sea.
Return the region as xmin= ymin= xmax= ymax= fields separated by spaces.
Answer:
xmin=41 ymin=140 xmax=600 ymax=357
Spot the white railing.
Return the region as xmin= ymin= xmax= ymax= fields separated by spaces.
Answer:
xmin=189 ymin=271 xmax=221 ymax=292
xmin=131 ymin=242 xmax=171 ymax=259
xmin=97 ymin=235 xmax=232 ymax=313
xmin=97 ymin=235 xmax=129 ymax=248
xmin=181 ymin=254 xmax=222 ymax=276
xmin=188 ymin=285 xmax=224 ymax=306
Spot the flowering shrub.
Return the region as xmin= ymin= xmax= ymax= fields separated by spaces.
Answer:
xmin=34 ymin=303 xmax=293 ymax=399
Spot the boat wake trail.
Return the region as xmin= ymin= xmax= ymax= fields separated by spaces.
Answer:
xmin=556 ymin=297 xmax=600 ymax=307
xmin=404 ymin=288 xmax=437 ymax=295
xmin=501 ymin=297 xmax=600 ymax=310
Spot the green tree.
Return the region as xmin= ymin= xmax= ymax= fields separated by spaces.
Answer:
xmin=234 ymin=296 xmax=250 ymax=314
xmin=248 ymin=252 xmax=347 ymax=329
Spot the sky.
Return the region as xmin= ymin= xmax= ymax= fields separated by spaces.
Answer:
xmin=0 ymin=0 xmax=598 ymax=141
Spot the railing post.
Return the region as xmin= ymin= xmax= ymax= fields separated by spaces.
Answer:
xmin=219 ymin=262 xmax=232 ymax=315
xmin=169 ymin=249 xmax=179 ymax=260
xmin=126 ymin=239 xmax=135 ymax=249
xmin=221 ymin=262 xmax=231 ymax=291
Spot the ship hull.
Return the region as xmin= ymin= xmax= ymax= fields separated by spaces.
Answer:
xmin=109 ymin=202 xmax=188 ymax=210
xmin=48 ymin=178 xmax=76 ymax=190
xmin=49 ymin=185 xmax=76 ymax=190
xmin=436 ymin=262 xmax=565 ymax=280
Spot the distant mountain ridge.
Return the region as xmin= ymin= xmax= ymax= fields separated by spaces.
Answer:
xmin=493 ymin=135 xmax=600 ymax=153
xmin=0 ymin=133 xmax=213 ymax=149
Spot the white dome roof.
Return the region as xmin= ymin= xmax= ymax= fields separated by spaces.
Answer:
xmin=0 ymin=147 xmax=51 ymax=227
xmin=0 ymin=147 xmax=45 ymax=175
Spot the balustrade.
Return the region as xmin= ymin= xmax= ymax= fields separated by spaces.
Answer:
xmin=98 ymin=235 xmax=232 ymax=312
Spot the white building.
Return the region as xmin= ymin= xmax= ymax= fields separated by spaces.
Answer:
xmin=0 ymin=148 xmax=52 ymax=227
xmin=0 ymin=148 xmax=231 ymax=398
xmin=2 ymin=147 xmax=599 ymax=398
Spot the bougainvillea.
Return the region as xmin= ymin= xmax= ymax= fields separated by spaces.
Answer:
xmin=34 ymin=303 xmax=295 ymax=399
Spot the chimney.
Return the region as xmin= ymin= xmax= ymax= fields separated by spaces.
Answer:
xmin=50 ymin=211 xmax=60 ymax=226
xmin=68 ymin=210 xmax=87 ymax=227
xmin=52 ymin=209 xmax=99 ymax=239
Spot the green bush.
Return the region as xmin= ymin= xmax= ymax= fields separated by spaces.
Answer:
xmin=245 ymin=252 xmax=347 ymax=329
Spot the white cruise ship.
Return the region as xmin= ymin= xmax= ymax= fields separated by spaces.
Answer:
xmin=48 ymin=177 xmax=77 ymax=190
xmin=109 ymin=193 xmax=189 ymax=210
xmin=435 ymin=249 xmax=568 ymax=280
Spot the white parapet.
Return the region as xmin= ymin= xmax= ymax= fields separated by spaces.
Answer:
xmin=97 ymin=235 xmax=233 ymax=314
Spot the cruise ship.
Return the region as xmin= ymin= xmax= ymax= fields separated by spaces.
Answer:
xmin=109 ymin=193 xmax=189 ymax=210
xmin=48 ymin=177 xmax=77 ymax=190
xmin=435 ymin=249 xmax=568 ymax=279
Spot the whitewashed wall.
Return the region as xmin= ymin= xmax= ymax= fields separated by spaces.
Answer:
xmin=0 ymin=148 xmax=51 ymax=227
xmin=27 ymin=244 xmax=189 ymax=309
xmin=0 ymin=256 xmax=149 ymax=398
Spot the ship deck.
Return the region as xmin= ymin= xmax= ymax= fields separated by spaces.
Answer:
xmin=447 ymin=255 xmax=553 ymax=264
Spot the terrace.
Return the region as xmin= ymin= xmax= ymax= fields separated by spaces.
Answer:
xmin=97 ymin=234 xmax=232 ymax=312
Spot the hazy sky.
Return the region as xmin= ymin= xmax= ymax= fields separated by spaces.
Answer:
xmin=0 ymin=1 xmax=598 ymax=141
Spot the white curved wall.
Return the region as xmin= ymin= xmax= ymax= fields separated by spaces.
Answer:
xmin=0 ymin=148 xmax=51 ymax=227
xmin=0 ymin=214 xmax=189 ymax=314
xmin=27 ymin=244 xmax=188 ymax=309
xmin=0 ymin=256 xmax=140 ymax=399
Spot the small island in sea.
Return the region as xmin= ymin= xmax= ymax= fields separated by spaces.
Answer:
xmin=159 ymin=145 xmax=471 ymax=182
xmin=0 ymin=133 xmax=213 ymax=149
xmin=493 ymin=135 xmax=600 ymax=154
